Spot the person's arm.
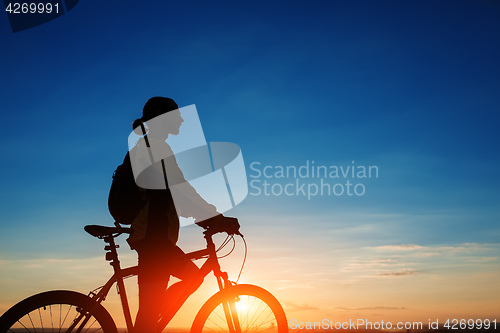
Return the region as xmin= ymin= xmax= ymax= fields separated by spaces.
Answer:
xmin=161 ymin=150 xmax=220 ymax=222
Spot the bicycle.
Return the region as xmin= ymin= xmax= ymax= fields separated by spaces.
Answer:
xmin=0 ymin=222 xmax=288 ymax=333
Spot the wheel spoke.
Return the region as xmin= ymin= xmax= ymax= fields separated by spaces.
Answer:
xmin=60 ymin=305 xmax=73 ymax=329
xmin=206 ymin=304 xmax=231 ymax=333
xmin=83 ymin=317 xmax=99 ymax=333
xmin=16 ymin=318 xmax=34 ymax=333
xmin=27 ymin=313 xmax=36 ymax=332
xmin=206 ymin=316 xmax=231 ymax=333
xmin=1 ymin=291 xmax=114 ymax=333
xmin=59 ymin=304 xmax=62 ymax=333
xmin=245 ymin=298 xmax=266 ymax=331
xmin=50 ymin=305 xmax=54 ymax=332
xmin=37 ymin=307 xmax=44 ymax=333
xmin=194 ymin=285 xmax=286 ymax=333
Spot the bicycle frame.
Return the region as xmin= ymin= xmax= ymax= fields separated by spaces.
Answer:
xmin=87 ymin=230 xmax=234 ymax=333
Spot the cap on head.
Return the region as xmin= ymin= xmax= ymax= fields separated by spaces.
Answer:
xmin=142 ymin=97 xmax=179 ymax=122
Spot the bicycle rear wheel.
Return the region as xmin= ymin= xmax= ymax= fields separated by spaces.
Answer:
xmin=191 ymin=284 xmax=288 ymax=333
xmin=0 ymin=290 xmax=117 ymax=333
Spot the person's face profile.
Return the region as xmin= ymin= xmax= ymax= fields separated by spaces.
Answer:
xmin=169 ymin=110 xmax=184 ymax=136
xmin=147 ymin=109 xmax=184 ymax=138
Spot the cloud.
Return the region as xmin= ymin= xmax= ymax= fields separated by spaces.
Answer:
xmin=377 ymin=269 xmax=419 ymax=277
xmin=465 ymin=256 xmax=498 ymax=263
xmin=374 ymin=244 xmax=424 ymax=251
xmin=413 ymin=252 xmax=439 ymax=257
xmin=284 ymin=301 xmax=319 ymax=312
xmin=341 ymin=258 xmax=396 ymax=272
xmin=346 ymin=243 xmax=500 ymax=280
xmin=337 ymin=306 xmax=406 ymax=310
xmin=276 ymin=280 xmax=315 ymax=290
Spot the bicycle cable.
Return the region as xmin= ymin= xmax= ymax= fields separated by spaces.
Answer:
xmin=211 ymin=231 xmax=247 ymax=283
xmin=236 ymin=235 xmax=247 ymax=284
xmin=216 ymin=234 xmax=231 ymax=253
xmin=216 ymin=236 xmax=236 ymax=259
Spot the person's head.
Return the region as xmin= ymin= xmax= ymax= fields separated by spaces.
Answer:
xmin=132 ymin=97 xmax=183 ymax=137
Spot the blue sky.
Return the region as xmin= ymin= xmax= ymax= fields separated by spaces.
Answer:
xmin=0 ymin=0 xmax=499 ymax=324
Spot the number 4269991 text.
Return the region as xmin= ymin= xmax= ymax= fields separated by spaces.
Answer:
xmin=5 ymin=2 xmax=59 ymax=14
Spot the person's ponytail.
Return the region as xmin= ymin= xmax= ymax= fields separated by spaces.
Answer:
xmin=132 ymin=118 xmax=147 ymax=135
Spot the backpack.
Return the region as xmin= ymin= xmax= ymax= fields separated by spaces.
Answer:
xmin=108 ymin=152 xmax=147 ymax=225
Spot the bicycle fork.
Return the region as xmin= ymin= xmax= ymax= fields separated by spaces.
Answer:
xmin=215 ymin=270 xmax=242 ymax=333
xmin=224 ymin=296 xmax=242 ymax=333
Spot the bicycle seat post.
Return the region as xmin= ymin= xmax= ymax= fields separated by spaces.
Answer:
xmin=103 ymin=234 xmax=134 ymax=330
xmin=104 ymin=236 xmax=120 ymax=271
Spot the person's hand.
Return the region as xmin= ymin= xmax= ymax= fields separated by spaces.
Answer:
xmin=219 ymin=217 xmax=240 ymax=235
xmin=196 ymin=215 xmax=241 ymax=235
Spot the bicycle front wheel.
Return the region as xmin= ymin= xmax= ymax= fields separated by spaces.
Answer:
xmin=0 ymin=290 xmax=117 ymax=333
xmin=191 ymin=284 xmax=288 ymax=333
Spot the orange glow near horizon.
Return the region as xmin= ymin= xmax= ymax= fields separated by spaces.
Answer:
xmin=0 ymin=219 xmax=499 ymax=330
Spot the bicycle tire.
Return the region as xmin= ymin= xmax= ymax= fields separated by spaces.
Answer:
xmin=191 ymin=284 xmax=288 ymax=333
xmin=0 ymin=290 xmax=117 ymax=333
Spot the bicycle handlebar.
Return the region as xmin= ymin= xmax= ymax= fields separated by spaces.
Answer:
xmin=204 ymin=227 xmax=243 ymax=238
xmin=199 ymin=217 xmax=243 ymax=238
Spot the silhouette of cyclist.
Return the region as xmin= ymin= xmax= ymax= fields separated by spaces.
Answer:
xmin=122 ymin=97 xmax=239 ymax=333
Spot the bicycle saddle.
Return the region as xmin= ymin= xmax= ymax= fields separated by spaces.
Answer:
xmin=84 ymin=225 xmax=132 ymax=238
